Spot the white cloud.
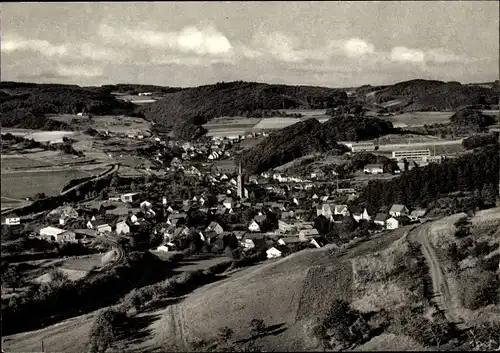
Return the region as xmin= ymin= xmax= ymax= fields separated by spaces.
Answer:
xmin=390 ymin=46 xmax=425 ymax=63
xmin=2 ymin=36 xmax=68 ymax=57
xmin=1 ymin=34 xmax=124 ymax=63
xmin=342 ymin=38 xmax=375 ymax=57
xmin=57 ymin=65 xmax=104 ymax=78
xmin=99 ymin=24 xmax=232 ymax=57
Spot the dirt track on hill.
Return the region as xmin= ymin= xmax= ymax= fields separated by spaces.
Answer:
xmin=411 ymin=223 xmax=468 ymax=331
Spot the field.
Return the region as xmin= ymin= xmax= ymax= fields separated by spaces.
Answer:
xmin=385 ymin=111 xmax=454 ymax=128
xmin=50 ymin=114 xmax=152 ymax=135
xmin=1 ymin=169 xmax=92 ymax=199
xmin=203 ymin=114 xmax=330 ymax=138
xmin=2 ymin=312 xmax=96 ymax=353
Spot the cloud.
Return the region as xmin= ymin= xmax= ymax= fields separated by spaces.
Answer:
xmin=99 ymin=24 xmax=232 ymax=57
xmin=339 ymin=38 xmax=375 ymax=57
xmin=2 ymin=36 xmax=68 ymax=57
xmin=18 ymin=65 xmax=105 ymax=81
xmin=390 ymin=46 xmax=425 ymax=63
xmin=1 ymin=34 xmax=125 ymax=62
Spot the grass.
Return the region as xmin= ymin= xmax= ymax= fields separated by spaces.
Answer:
xmin=387 ymin=111 xmax=455 ymax=127
xmin=0 ymin=156 xmax=54 ymax=170
xmin=1 ymin=169 xmax=92 ymax=199
xmin=355 ymin=333 xmax=428 ymax=351
xmin=58 ymin=254 xmax=104 ymax=272
xmin=153 ymin=232 xmax=415 ymax=352
xmin=2 ymin=311 xmax=95 ymax=353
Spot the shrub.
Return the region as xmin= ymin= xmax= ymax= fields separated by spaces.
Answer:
xmin=459 ymin=270 xmax=499 ymax=309
xmin=218 ymin=326 xmax=234 ymax=343
xmin=250 ymin=319 xmax=266 ymax=336
xmin=88 ymin=307 xmax=127 ymax=353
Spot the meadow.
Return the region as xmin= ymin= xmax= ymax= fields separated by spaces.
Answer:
xmin=1 ymin=169 xmax=92 ymax=199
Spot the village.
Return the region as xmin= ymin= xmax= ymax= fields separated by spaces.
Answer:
xmin=2 ymin=129 xmax=438 ymax=266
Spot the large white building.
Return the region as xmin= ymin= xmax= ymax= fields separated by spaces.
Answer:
xmin=345 ymin=141 xmax=375 ymax=152
xmin=392 ymin=149 xmax=431 ymax=161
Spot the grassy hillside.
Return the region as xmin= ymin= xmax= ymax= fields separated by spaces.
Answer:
xmin=139 ymin=81 xmax=348 ymax=129
xmin=153 ymin=227 xmax=438 ymax=352
xmin=240 ymin=116 xmax=393 ymax=174
xmin=364 ymin=79 xmax=499 ymax=111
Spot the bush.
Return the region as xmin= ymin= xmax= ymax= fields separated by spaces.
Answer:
xmin=88 ymin=307 xmax=127 ymax=353
xmin=459 ymin=270 xmax=499 ymax=309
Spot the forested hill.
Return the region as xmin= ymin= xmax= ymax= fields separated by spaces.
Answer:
xmin=240 ymin=116 xmax=394 ymax=174
xmin=361 ymin=79 xmax=499 ymax=111
xmin=139 ymin=81 xmax=348 ymax=128
xmin=0 ymin=82 xmax=138 ymax=130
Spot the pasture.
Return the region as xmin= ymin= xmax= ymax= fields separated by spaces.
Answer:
xmin=1 ymin=169 xmax=92 ymax=199
xmin=2 ymin=311 xmax=95 ymax=353
xmin=50 ymin=114 xmax=152 ymax=134
xmin=0 ymin=155 xmax=54 ymax=170
xmin=386 ymin=111 xmax=454 ymax=127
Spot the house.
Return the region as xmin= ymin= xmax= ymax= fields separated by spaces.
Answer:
xmin=299 ymin=228 xmax=320 ymax=241
xmin=389 ymin=204 xmax=409 ymax=217
xmin=96 ymin=223 xmax=112 ymax=234
xmin=120 ymin=192 xmax=140 ymax=203
xmin=242 ymin=233 xmax=266 ymax=249
xmin=215 ymin=207 xmax=226 ymax=216
xmin=410 ymin=208 xmax=427 ymax=221
xmin=116 ymin=220 xmax=131 ymax=235
xmin=156 ymin=242 xmax=176 ymax=252
xmin=310 ymin=237 xmax=324 ymax=248
xmin=363 ymin=164 xmax=384 ymax=174
xmin=206 ymin=221 xmax=224 ymax=235
xmin=386 ymin=217 xmax=399 ymax=230
xmin=266 ymin=247 xmax=282 ymax=259
xmin=203 ymin=231 xmax=220 ymax=244
xmin=4 ymin=217 xmax=21 ymax=226
xmin=353 ymin=208 xmax=371 ymax=222
xmin=39 ymin=226 xmax=76 ymax=243
xmin=248 ymin=220 xmax=261 ymax=232
xmin=167 ymin=212 xmax=187 ymax=225
xmin=374 ymin=213 xmax=388 ymax=227
xmin=334 ymin=204 xmax=350 ymax=217
xmin=278 ymin=220 xmax=293 ymax=233
xmin=223 ymin=197 xmax=233 ymax=210
xmin=278 ymin=236 xmax=302 ymax=246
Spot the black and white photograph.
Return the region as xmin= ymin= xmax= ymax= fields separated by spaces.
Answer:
xmin=1 ymin=1 xmax=499 ymax=352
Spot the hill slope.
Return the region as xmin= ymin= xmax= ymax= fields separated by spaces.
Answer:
xmin=153 ymin=228 xmax=429 ymax=352
xmin=240 ymin=116 xmax=393 ymax=174
xmin=364 ymin=79 xmax=499 ymax=111
xmin=139 ymin=81 xmax=348 ymax=128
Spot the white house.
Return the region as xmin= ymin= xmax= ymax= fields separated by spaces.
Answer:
xmin=389 ymin=204 xmax=409 ymax=217
xmin=363 ymin=164 xmax=384 ymax=174
xmin=96 ymin=223 xmax=112 ymax=234
xmin=386 ymin=217 xmax=400 ymax=230
xmin=4 ymin=217 xmax=21 ymax=226
xmin=39 ymin=226 xmax=76 ymax=243
xmin=116 ymin=221 xmax=131 ymax=235
xmin=248 ymin=220 xmax=261 ymax=232
xmin=334 ymin=205 xmax=350 ymax=217
xmin=120 ymin=192 xmax=140 ymax=203
xmin=223 ymin=198 xmax=233 ymax=210
xmin=206 ymin=221 xmax=224 ymax=235
xmin=299 ymin=228 xmax=320 ymax=241
xmin=266 ymin=247 xmax=282 ymax=259
xmin=353 ymin=208 xmax=371 ymax=222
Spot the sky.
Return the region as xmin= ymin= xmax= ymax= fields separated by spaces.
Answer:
xmin=1 ymin=1 xmax=499 ymax=88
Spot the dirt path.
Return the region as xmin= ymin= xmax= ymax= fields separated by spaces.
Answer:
xmin=412 ymin=223 xmax=468 ymax=331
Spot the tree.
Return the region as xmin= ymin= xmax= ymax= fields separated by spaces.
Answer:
xmin=88 ymin=307 xmax=127 ymax=353
xmin=250 ymin=319 xmax=266 ymax=337
xmin=459 ymin=270 xmax=499 ymax=310
xmin=217 ymin=326 xmax=234 ymax=343
xmin=480 ymin=183 xmax=497 ymax=205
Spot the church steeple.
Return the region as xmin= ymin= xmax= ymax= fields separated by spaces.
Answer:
xmin=237 ymin=160 xmax=245 ymax=199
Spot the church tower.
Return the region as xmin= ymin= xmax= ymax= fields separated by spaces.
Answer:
xmin=237 ymin=160 xmax=245 ymax=199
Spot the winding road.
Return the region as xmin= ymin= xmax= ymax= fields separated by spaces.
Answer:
xmin=411 ymin=223 xmax=469 ymax=331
